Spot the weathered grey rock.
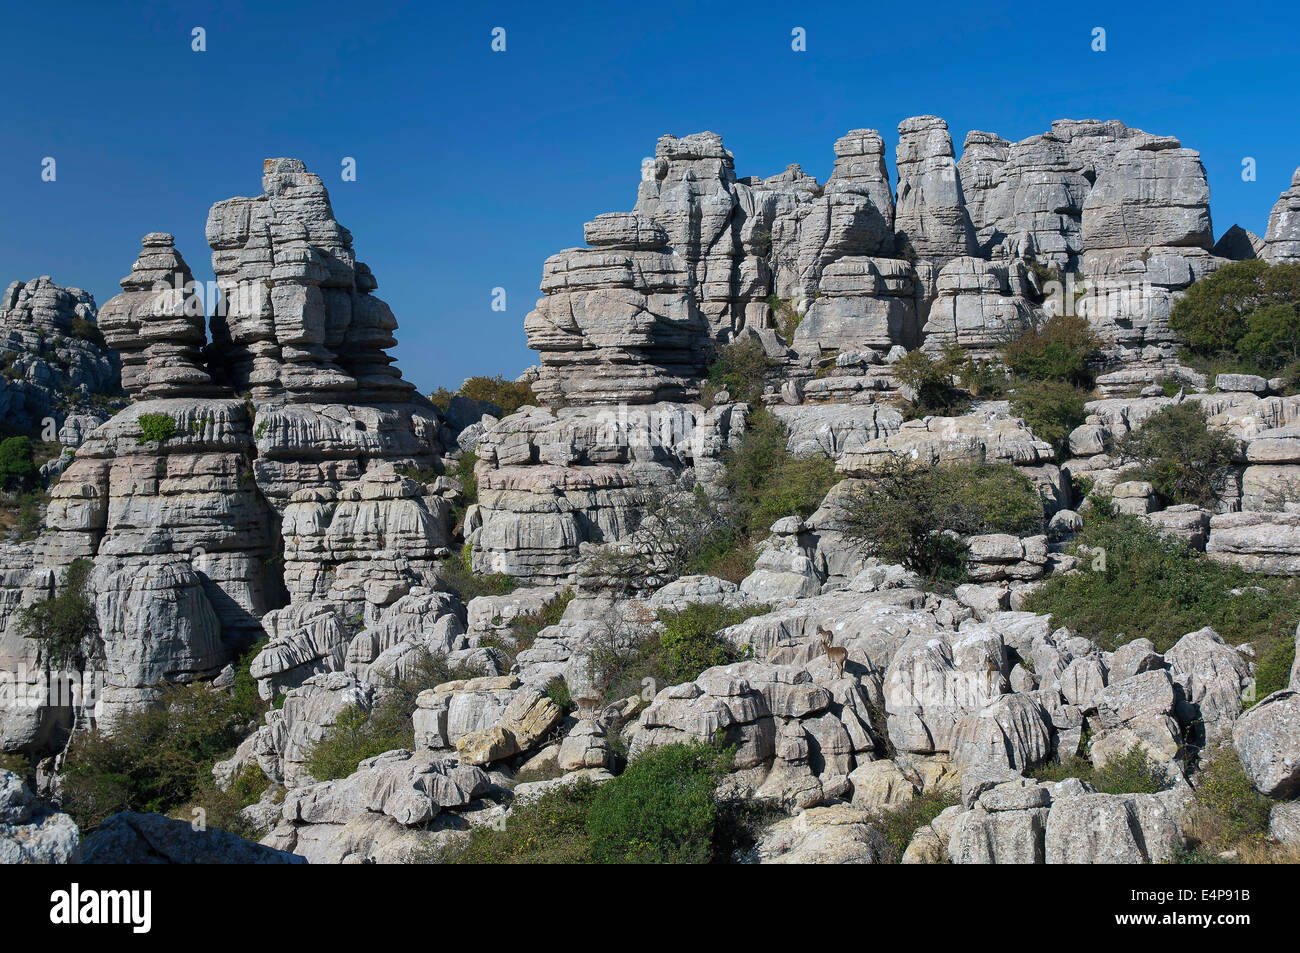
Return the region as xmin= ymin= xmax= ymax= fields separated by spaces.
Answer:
xmin=1232 ymin=690 xmax=1300 ymax=797
xmin=1081 ymin=139 xmax=1213 ymax=252
xmin=1263 ymin=167 xmax=1300 ymax=264
xmin=746 ymin=803 xmax=885 ymax=864
xmin=1269 ymin=800 xmax=1300 ymax=847
xmin=78 ymin=811 xmax=303 ymax=864
xmin=1164 ymin=627 xmax=1250 ymax=746
xmin=98 ymin=234 xmax=221 ymax=399
xmin=921 ymin=257 xmax=1040 ymax=355
xmin=1044 ymin=790 xmax=1187 ymax=863
xmin=1207 ymin=511 xmax=1300 ymax=575
xmin=894 ymin=116 xmax=976 ymax=266
xmin=0 ymin=769 xmax=80 ymax=864
xmin=0 ymin=276 xmax=121 ymax=436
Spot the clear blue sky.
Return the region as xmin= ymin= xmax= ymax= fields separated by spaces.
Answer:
xmin=2 ymin=0 xmax=1297 ymax=394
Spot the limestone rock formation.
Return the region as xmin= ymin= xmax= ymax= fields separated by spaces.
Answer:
xmin=894 ymin=116 xmax=977 ymax=267
xmin=0 ymin=769 xmax=80 ymax=864
xmin=0 ymin=276 xmax=121 ymax=437
xmin=1263 ymin=167 xmax=1300 ymax=264
xmin=0 ymin=159 xmax=450 ymax=749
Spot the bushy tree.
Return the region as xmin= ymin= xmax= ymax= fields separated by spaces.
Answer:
xmin=1169 ymin=259 xmax=1300 ymax=363
xmin=1117 ymin=402 xmax=1236 ymax=507
xmin=586 ymin=742 xmax=733 ymax=864
xmin=893 ymin=346 xmax=969 ymax=417
xmin=1235 ymin=302 xmax=1300 ymax=372
xmin=0 ymin=436 xmax=38 ymax=491
xmin=1009 ymin=379 xmax=1090 ymax=455
xmin=705 ymin=338 xmax=775 ymax=404
xmin=842 ymin=457 xmax=1044 ymax=580
xmin=430 ymin=375 xmax=536 ymax=416
xmin=18 ymin=558 xmax=98 ymax=667
xmin=1000 ymin=312 xmax=1101 ymax=387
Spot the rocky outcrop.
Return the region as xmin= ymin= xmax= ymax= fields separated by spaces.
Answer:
xmin=467 ymin=402 xmax=744 ymax=582
xmin=77 ymin=811 xmax=303 ymax=864
xmin=1263 ymin=167 xmax=1300 ymax=264
xmin=0 ymin=276 xmax=121 ymax=438
xmin=0 ymin=769 xmax=80 ymax=864
xmin=893 ymin=117 xmax=976 ymax=267
xmin=1 ymin=159 xmax=451 ymax=746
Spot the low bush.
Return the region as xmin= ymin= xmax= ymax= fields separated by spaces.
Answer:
xmin=586 ymin=742 xmax=734 ymax=864
xmin=481 ymin=588 xmax=574 ymax=664
xmin=656 ymin=603 xmax=761 ymax=685
xmin=1116 ymin=402 xmax=1237 ymax=508
xmin=68 ymin=316 xmax=106 ymax=349
xmin=1183 ymin=747 xmax=1273 ymax=854
xmin=306 ymin=650 xmax=490 ymax=781
xmin=1009 ymin=379 xmax=1090 ymax=455
xmin=705 ymin=338 xmax=775 ymax=405
xmin=18 ymin=558 xmax=98 ymax=668
xmin=59 ymin=680 xmax=264 ymax=830
xmin=1000 ymin=312 xmax=1102 ymax=387
xmin=584 ymin=409 xmax=834 ymax=591
xmin=136 ymin=413 xmax=178 ymax=444
xmin=431 ymin=375 xmax=536 ymax=417
xmin=437 ymin=546 xmax=518 ymax=601
xmin=1029 ymin=744 xmax=1169 ymax=794
xmin=893 ymin=347 xmax=969 ymax=418
xmin=719 ymin=407 xmax=837 ymax=536
xmin=866 ymin=789 xmax=960 ymax=864
xmin=442 ymin=741 xmax=735 ymax=865
xmin=1022 ymin=511 xmax=1300 ymax=672
xmin=0 ymin=436 xmax=38 ymax=492
xmin=591 ymin=603 xmax=766 ymax=702
xmin=443 ymin=779 xmax=599 ymax=864
xmin=767 ymin=295 xmax=803 ymax=342
xmin=841 ymin=457 xmax=1045 ymax=581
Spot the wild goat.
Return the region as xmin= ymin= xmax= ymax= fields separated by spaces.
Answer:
xmin=818 ymin=626 xmax=848 ymax=678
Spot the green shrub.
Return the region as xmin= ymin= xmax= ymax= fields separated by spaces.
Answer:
xmin=306 ymin=649 xmax=489 ymax=781
xmin=1022 ymin=510 xmax=1300 ymax=658
xmin=1001 ymin=312 xmax=1101 ymax=387
xmin=431 ymin=375 xmax=536 ymax=416
xmin=866 ymin=789 xmax=960 ymax=863
xmin=1010 ymin=379 xmax=1090 ymax=455
xmin=68 ymin=316 xmax=106 ymax=349
xmin=443 ymin=780 xmax=599 ymax=864
xmin=1185 ymin=747 xmax=1273 ymax=853
xmin=720 ymin=407 xmax=837 ymax=536
xmin=1030 ymin=744 xmax=1168 ymax=794
xmin=590 ymin=603 xmax=766 ymax=703
xmin=957 ymin=356 xmax=1006 ymax=398
xmin=437 ymin=549 xmax=517 ymax=601
xmin=705 ymin=338 xmax=775 ymax=405
xmin=1252 ymin=634 xmax=1296 ymax=700
xmin=1235 ymin=302 xmax=1300 ymax=372
xmin=893 ymin=347 xmax=969 ymax=418
xmin=586 ymin=742 xmax=733 ymax=864
xmin=1170 ymin=259 xmax=1300 ymax=361
xmin=656 ymin=603 xmax=762 ymax=684
xmin=60 ymin=682 xmax=259 ymax=829
xmin=0 ymin=436 xmax=38 ymax=492
xmin=18 ymin=558 xmax=98 ymax=667
xmin=842 ymin=458 xmax=1045 ymax=581
xmin=767 ymin=295 xmax=803 ymax=341
xmin=136 ymin=413 xmax=178 ymax=444
xmin=587 ymin=409 xmax=834 ymax=591
xmin=481 ymin=588 xmax=575 ymax=664
xmin=1116 ymin=402 xmax=1237 ymax=508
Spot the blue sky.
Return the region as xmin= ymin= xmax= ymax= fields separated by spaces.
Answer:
xmin=2 ymin=0 xmax=1297 ymax=394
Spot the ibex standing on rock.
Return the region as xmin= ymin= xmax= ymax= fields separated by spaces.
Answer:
xmin=818 ymin=626 xmax=847 ymax=678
